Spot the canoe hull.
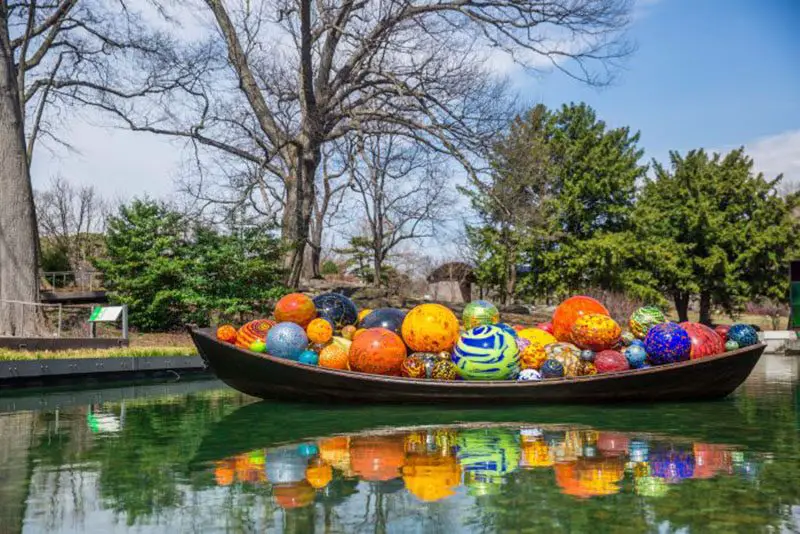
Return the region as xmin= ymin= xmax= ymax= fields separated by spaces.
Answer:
xmin=189 ymin=328 xmax=764 ymax=404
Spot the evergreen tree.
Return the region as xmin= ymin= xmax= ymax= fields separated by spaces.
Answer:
xmin=96 ymin=199 xmax=286 ymax=330
xmin=634 ymin=148 xmax=799 ymax=323
xmin=464 ymin=102 xmax=648 ymax=302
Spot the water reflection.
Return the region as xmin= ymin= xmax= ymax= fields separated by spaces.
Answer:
xmin=0 ymin=355 xmax=797 ymax=533
xmin=211 ymin=424 xmax=755 ymax=508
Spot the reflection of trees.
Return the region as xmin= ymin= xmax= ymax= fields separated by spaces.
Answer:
xmin=14 ymin=383 xmax=800 ymax=532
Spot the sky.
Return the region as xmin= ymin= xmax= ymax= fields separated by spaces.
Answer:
xmin=30 ymin=0 xmax=800 ymax=202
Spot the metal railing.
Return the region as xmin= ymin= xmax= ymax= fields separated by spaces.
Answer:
xmin=40 ymin=271 xmax=103 ymax=292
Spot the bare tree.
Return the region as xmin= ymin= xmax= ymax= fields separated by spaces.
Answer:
xmin=0 ymin=0 xmax=176 ymax=334
xmin=1 ymin=3 xmax=39 ymax=334
xmin=77 ymin=0 xmax=634 ymax=287
xmin=348 ymin=133 xmax=452 ymax=286
xmin=35 ymin=176 xmax=107 ymax=274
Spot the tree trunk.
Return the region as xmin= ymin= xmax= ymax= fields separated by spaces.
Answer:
xmin=673 ymin=291 xmax=690 ymax=323
xmin=373 ymin=251 xmax=382 ymax=287
xmin=0 ymin=10 xmax=41 ymax=335
xmin=698 ymin=291 xmax=712 ymax=325
xmin=281 ymin=144 xmax=319 ymax=288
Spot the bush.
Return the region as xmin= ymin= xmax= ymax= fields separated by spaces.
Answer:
xmin=321 ymin=260 xmax=339 ymax=275
xmin=95 ymin=199 xmax=287 ymax=331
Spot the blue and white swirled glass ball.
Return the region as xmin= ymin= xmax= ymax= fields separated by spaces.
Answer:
xmin=452 ymin=325 xmax=520 ymax=380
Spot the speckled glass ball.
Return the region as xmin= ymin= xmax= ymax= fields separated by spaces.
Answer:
xmin=430 ymin=360 xmax=458 ymax=380
xmin=571 ymin=313 xmax=622 ymax=351
xmin=540 ymin=359 xmax=565 ymax=378
xmin=544 ymin=342 xmax=581 ymax=377
xmin=629 ymin=307 xmax=667 ymax=339
xmin=725 ymin=340 xmax=739 ymax=351
xmin=630 ymin=339 xmax=646 ymax=349
xmin=401 ymin=354 xmax=428 ymax=378
xmin=266 ymin=322 xmax=309 ymax=360
xmin=727 ymin=324 xmax=758 ymax=348
xmin=594 ymin=350 xmax=630 ymax=373
xmin=580 ymin=349 xmax=596 ymax=362
xmin=624 ymin=345 xmax=648 ymax=369
xmin=516 ymin=337 xmax=531 ymax=352
xmin=518 ymin=368 xmax=543 ymax=381
xmin=576 ymin=360 xmax=598 ymax=376
xmin=517 ymin=328 xmax=557 ymax=370
xmin=644 ymin=323 xmax=691 ymax=365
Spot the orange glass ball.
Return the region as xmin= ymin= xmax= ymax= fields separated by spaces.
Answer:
xmin=272 ymin=481 xmax=316 ymax=509
xmin=571 ymin=313 xmax=621 ymax=351
xmin=305 ymin=458 xmax=333 ymax=489
xmin=214 ymin=459 xmax=235 ymax=486
xmin=402 ymin=454 xmax=461 ymax=502
xmin=307 ymin=317 xmax=333 ymax=344
xmin=216 ymin=324 xmax=237 ymax=344
xmin=552 ymin=296 xmax=610 ymax=342
xmin=318 ymin=343 xmax=350 ymax=370
xmin=274 ymin=293 xmax=317 ymax=327
xmin=350 ymin=436 xmax=406 ymax=482
xmin=401 ymin=304 xmax=459 ymax=353
xmin=349 ymin=328 xmax=407 ymax=376
xmin=235 ymin=319 xmax=275 ymax=349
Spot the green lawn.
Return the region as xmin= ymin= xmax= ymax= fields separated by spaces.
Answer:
xmin=0 ymin=346 xmax=197 ymax=361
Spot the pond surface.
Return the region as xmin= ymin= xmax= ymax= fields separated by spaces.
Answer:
xmin=0 ymin=356 xmax=798 ymax=533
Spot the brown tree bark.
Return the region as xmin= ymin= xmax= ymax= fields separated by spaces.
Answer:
xmin=674 ymin=291 xmax=690 ymax=323
xmin=699 ymin=290 xmax=712 ymax=325
xmin=0 ymin=6 xmax=40 ymax=335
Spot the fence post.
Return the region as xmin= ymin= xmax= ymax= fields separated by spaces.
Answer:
xmin=122 ymin=304 xmax=129 ymax=341
xmin=58 ymin=304 xmax=63 ymax=338
xmin=90 ymin=307 xmax=97 ymax=339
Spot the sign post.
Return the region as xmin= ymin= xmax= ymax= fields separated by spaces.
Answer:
xmin=89 ymin=306 xmax=127 ymax=339
xmin=791 ymin=261 xmax=800 ymax=330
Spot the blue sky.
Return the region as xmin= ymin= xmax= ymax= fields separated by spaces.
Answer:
xmin=521 ymin=0 xmax=800 ymax=181
xmin=32 ymin=0 xmax=800 ymax=201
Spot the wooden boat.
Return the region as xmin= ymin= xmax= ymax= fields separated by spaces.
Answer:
xmin=188 ymin=327 xmax=765 ymax=404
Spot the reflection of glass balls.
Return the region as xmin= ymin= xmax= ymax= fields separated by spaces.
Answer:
xmin=462 ymin=300 xmax=500 ymax=330
xmin=266 ymin=447 xmax=309 ymax=484
xmin=727 ymin=324 xmax=758 ymax=348
xmin=266 ymin=322 xmax=309 ymax=360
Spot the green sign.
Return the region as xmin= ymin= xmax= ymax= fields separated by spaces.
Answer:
xmin=89 ymin=306 xmax=123 ymax=322
xmin=792 ymin=281 xmax=800 ymax=329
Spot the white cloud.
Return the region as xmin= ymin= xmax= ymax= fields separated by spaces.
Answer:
xmin=30 ymin=115 xmax=184 ymax=201
xmin=743 ymin=130 xmax=800 ymax=188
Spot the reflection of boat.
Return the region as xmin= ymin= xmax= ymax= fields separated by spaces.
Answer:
xmin=189 ymin=327 xmax=765 ymax=404
xmin=205 ymin=423 xmax=750 ymax=509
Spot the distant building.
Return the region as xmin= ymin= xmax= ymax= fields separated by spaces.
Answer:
xmin=426 ymin=262 xmax=476 ymax=303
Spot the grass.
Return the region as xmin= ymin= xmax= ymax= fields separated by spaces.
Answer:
xmin=0 ymin=346 xmax=197 ymax=361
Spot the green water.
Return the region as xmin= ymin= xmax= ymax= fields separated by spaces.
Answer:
xmin=1 ymin=356 xmax=798 ymax=533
